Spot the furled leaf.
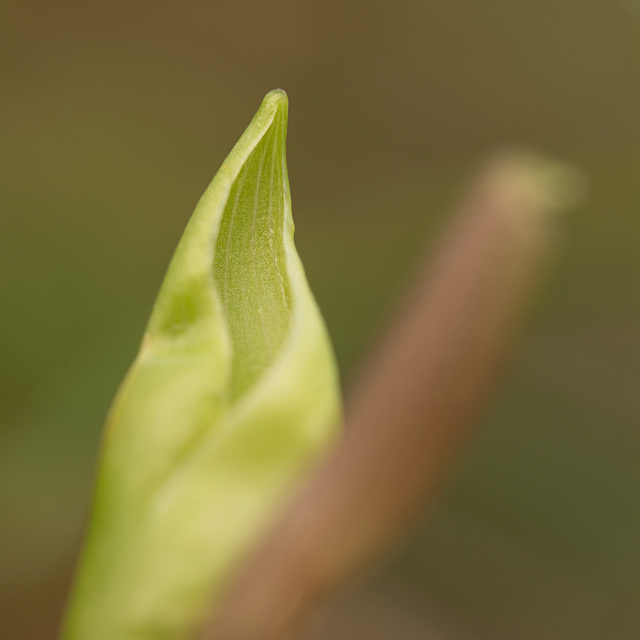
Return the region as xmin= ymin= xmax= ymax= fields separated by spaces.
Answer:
xmin=61 ymin=89 xmax=341 ymax=640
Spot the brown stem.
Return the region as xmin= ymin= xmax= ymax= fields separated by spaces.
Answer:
xmin=203 ymin=152 xmax=581 ymax=640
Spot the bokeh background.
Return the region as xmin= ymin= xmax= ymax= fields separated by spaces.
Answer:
xmin=2 ymin=1 xmax=640 ymax=638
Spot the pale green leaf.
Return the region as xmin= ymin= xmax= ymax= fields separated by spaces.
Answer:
xmin=61 ymin=89 xmax=341 ymax=640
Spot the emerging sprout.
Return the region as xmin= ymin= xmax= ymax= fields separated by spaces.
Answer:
xmin=62 ymin=89 xmax=341 ymax=640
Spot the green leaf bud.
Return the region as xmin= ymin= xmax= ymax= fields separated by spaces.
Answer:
xmin=61 ymin=89 xmax=341 ymax=640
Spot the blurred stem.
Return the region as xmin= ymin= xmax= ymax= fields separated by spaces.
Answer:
xmin=203 ymin=152 xmax=581 ymax=640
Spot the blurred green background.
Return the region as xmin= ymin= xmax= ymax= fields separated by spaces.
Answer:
xmin=1 ymin=1 xmax=640 ymax=638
